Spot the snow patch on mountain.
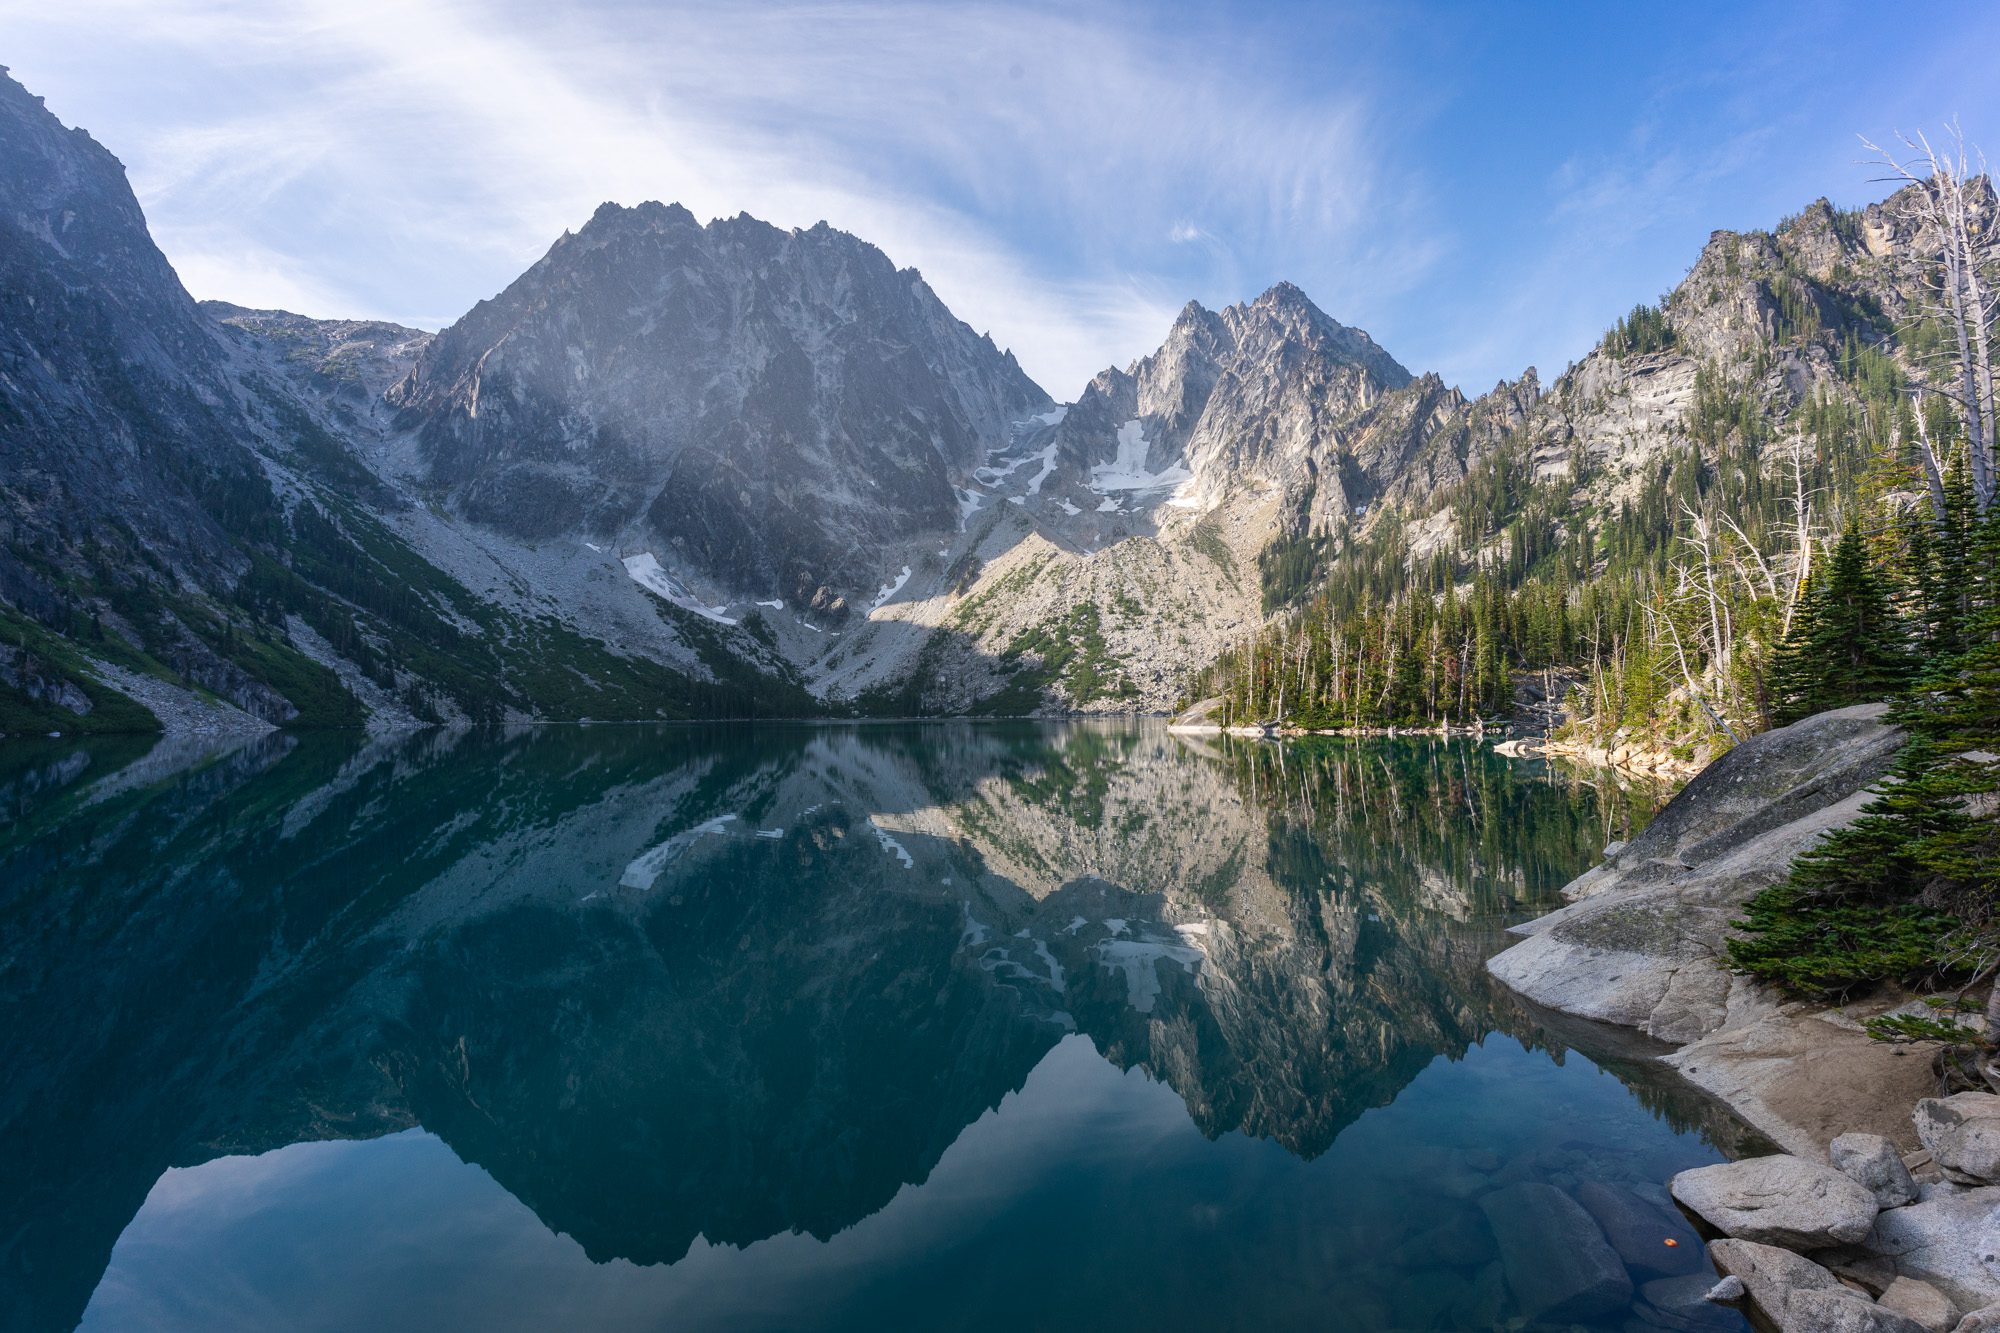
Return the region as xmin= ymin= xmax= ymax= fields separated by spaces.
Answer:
xmin=870 ymin=565 xmax=913 ymax=613
xmin=1022 ymin=443 xmax=1060 ymax=495
xmin=623 ymin=552 xmax=737 ymax=625
xmin=956 ymin=487 xmax=986 ymax=526
xmin=1094 ymin=929 xmax=1205 ymax=1013
xmin=869 ymin=817 xmax=915 ymax=869
xmin=1090 ymin=420 xmax=1193 ymax=495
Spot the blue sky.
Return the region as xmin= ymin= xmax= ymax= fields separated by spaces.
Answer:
xmin=5 ymin=0 xmax=1998 ymax=399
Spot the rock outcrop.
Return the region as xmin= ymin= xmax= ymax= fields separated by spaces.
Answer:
xmin=1486 ymin=703 xmax=1939 ymax=1153
xmin=1835 ymin=1132 xmax=1923 ymax=1209
xmin=1915 ymin=1095 xmax=2000 ymax=1186
xmin=1670 ymin=1154 xmax=1881 ymax=1248
xmin=1707 ymin=1238 xmax=1846 ymax=1329
xmin=389 ymin=203 xmax=1050 ymax=607
xmin=1864 ymin=1185 xmax=2000 ymax=1311
xmin=1668 ymin=1092 xmax=2000 ymax=1331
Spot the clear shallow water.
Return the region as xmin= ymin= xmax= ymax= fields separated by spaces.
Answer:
xmin=0 ymin=722 xmax=1754 ymax=1332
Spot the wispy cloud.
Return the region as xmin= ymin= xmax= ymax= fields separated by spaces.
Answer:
xmin=0 ymin=0 xmax=1437 ymax=398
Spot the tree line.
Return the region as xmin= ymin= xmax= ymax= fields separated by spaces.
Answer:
xmin=1198 ymin=130 xmax=1999 ymax=1059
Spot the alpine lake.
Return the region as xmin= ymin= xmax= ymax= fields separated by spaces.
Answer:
xmin=0 ymin=721 xmax=1766 ymax=1332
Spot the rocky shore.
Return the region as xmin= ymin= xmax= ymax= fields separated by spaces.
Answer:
xmin=1487 ymin=703 xmax=2000 ymax=1330
xmin=1492 ymin=733 xmax=1706 ymax=782
xmin=1667 ymin=1097 xmax=2000 ymax=1330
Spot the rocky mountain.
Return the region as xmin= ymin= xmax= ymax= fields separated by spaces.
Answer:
xmin=0 ymin=63 xmax=1964 ymax=732
xmin=0 ymin=69 xmax=822 ymax=736
xmin=387 ymin=202 xmax=1050 ymax=613
xmin=0 ymin=70 xmax=265 ymax=634
xmin=812 ymin=282 xmax=1429 ymax=712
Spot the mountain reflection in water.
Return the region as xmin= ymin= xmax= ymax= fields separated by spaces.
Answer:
xmin=0 ymin=722 xmax=1754 ymax=1332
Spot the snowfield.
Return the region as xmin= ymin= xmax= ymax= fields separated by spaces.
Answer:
xmin=869 ymin=565 xmax=913 ymax=613
xmin=1089 ymin=420 xmax=1192 ymax=496
xmin=623 ymin=552 xmax=737 ymax=624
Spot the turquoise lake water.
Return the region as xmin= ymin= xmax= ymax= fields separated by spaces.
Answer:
xmin=0 ymin=722 xmax=1757 ymax=1331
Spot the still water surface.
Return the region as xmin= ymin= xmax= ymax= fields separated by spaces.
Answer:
xmin=0 ymin=723 xmax=1757 ymax=1331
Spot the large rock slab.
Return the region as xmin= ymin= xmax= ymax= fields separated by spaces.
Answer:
xmin=1487 ymin=704 xmax=1902 ymax=1044
xmin=1574 ymin=1178 xmax=1707 ymax=1278
xmin=1708 ymin=1238 xmax=1842 ymax=1329
xmin=1479 ymin=1181 xmax=1633 ymax=1321
xmin=1865 ymin=1185 xmax=2000 ymax=1312
xmin=1663 ymin=1003 xmax=1941 ymax=1157
xmin=1672 ymin=1154 xmax=1879 ymax=1248
xmin=1877 ymin=1276 xmax=1963 ymax=1332
xmin=1786 ymin=1287 xmax=1933 ymax=1333
xmin=1916 ymin=1095 xmax=2000 ymax=1186
xmin=1837 ymin=1132 xmax=1923 ymax=1208
xmin=1486 ymin=705 xmax=1945 ymax=1158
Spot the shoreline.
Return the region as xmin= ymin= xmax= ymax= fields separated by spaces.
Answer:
xmin=1484 ymin=704 xmax=1926 ymax=1157
xmin=1492 ymin=733 xmax=1706 ymax=782
xmin=1486 ymin=702 xmax=2000 ymax=1321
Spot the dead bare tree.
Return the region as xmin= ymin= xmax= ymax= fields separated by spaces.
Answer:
xmin=1863 ymin=125 xmax=1998 ymax=514
xmin=1646 ymin=601 xmax=1740 ymax=745
xmin=1910 ymin=390 xmax=1953 ymax=526
xmin=1676 ymin=502 xmax=1732 ymax=687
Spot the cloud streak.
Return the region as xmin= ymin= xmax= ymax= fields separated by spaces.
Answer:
xmin=1 ymin=0 xmax=1435 ymax=398
xmin=17 ymin=3 xmax=1978 ymax=398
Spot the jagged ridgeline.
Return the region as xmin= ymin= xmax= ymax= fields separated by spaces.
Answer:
xmin=0 ymin=59 xmax=1980 ymax=732
xmin=0 ymin=72 xmax=829 ymax=731
xmin=1199 ymin=193 xmax=1962 ymax=755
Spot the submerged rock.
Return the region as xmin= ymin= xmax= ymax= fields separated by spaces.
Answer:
xmin=1916 ymin=1095 xmax=2000 ymax=1186
xmin=1671 ymin=1154 xmax=1879 ymax=1248
xmin=1836 ymin=1132 xmax=1923 ymax=1208
xmin=1574 ymin=1178 xmax=1706 ymax=1278
xmin=1385 ymin=1204 xmax=1496 ymax=1268
xmin=1478 ymin=1181 xmax=1632 ymax=1321
xmin=1445 ymin=1261 xmax=1508 ymax=1328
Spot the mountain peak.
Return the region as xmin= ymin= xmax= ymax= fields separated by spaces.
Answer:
xmin=580 ymin=199 xmax=700 ymax=234
xmin=1254 ymin=279 xmax=1313 ymax=308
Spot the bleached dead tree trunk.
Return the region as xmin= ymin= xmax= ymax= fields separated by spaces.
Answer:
xmin=1647 ymin=602 xmax=1739 ymax=745
xmin=1911 ymin=392 xmax=1952 ymax=526
xmin=1786 ymin=446 xmax=1818 ymax=631
xmin=1678 ymin=502 xmax=1731 ymax=686
xmin=1864 ymin=126 xmax=1998 ymax=513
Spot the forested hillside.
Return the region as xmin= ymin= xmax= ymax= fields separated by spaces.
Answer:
xmin=1199 ymin=167 xmax=1993 ymax=766
xmin=1202 ymin=138 xmax=2000 ymax=1039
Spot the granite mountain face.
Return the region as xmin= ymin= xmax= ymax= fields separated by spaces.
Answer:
xmin=0 ymin=69 xmax=260 ymax=615
xmin=0 ymin=68 xmax=806 ymax=732
xmin=387 ymin=202 xmax=1050 ymax=612
xmin=0 ymin=66 xmax=1963 ymax=730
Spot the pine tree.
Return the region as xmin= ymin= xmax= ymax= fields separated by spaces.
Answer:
xmin=1732 ymin=509 xmax=2000 ymax=996
xmin=1767 ymin=525 xmax=1911 ymax=725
